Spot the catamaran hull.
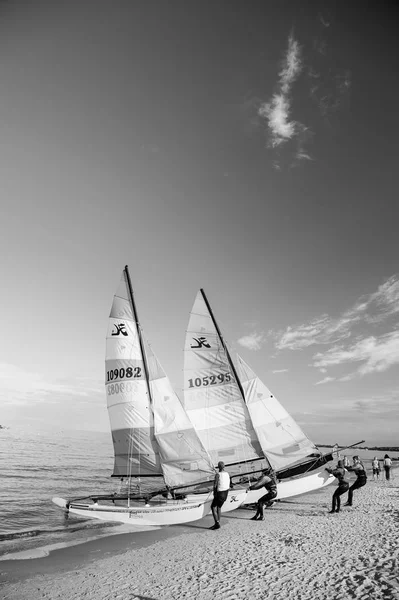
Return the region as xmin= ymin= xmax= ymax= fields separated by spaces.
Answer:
xmin=52 ymin=497 xmax=213 ymax=526
xmin=185 ymin=488 xmax=247 ymax=513
xmin=246 ymin=466 xmax=335 ymax=504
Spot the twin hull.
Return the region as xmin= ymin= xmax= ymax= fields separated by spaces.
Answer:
xmin=53 ymin=489 xmax=248 ymax=525
xmin=53 ymin=468 xmax=333 ymax=526
xmin=52 ymin=497 xmax=213 ymax=527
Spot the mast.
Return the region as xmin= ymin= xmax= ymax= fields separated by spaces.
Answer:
xmin=124 ymin=265 xmax=153 ymax=404
xmin=200 ymin=288 xmax=247 ymax=404
xmin=123 ymin=265 xmax=154 ymax=503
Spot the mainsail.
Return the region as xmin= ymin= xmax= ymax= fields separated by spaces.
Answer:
xmin=183 ymin=290 xmax=265 ymax=467
xmin=106 ymin=268 xmax=215 ymax=489
xmin=183 ymin=289 xmax=323 ymax=476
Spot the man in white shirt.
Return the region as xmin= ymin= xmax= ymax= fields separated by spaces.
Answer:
xmin=210 ymin=461 xmax=230 ymax=530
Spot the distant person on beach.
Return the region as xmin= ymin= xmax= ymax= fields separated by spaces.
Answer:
xmin=343 ymin=456 xmax=350 ymax=468
xmin=372 ymin=457 xmax=380 ymax=481
xmin=325 ymin=460 xmax=349 ymax=513
xmin=383 ymin=455 xmax=392 ymax=481
xmin=210 ymin=461 xmax=230 ymax=530
xmin=247 ymin=467 xmax=278 ymax=521
xmin=345 ymin=456 xmax=367 ymax=507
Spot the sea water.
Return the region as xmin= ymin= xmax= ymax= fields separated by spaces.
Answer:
xmin=0 ymin=427 xmax=159 ymax=560
xmin=0 ymin=428 xmax=395 ymax=560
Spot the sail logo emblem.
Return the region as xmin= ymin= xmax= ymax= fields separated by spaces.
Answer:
xmin=229 ymin=495 xmax=238 ymax=503
xmin=112 ymin=323 xmax=128 ymax=337
xmin=190 ymin=337 xmax=211 ymax=349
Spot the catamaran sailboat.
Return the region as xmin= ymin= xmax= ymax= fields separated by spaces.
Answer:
xmin=183 ymin=289 xmax=336 ymax=507
xmin=52 ymin=268 xmax=248 ymax=526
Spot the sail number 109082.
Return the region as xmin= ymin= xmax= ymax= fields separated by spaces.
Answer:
xmin=106 ymin=367 xmax=142 ymax=382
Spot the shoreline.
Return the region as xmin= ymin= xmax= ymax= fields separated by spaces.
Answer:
xmin=1 ymin=480 xmax=398 ymax=600
xmin=0 ymin=521 xmax=202 ymax=585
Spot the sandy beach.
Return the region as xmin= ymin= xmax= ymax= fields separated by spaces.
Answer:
xmin=1 ymin=479 xmax=398 ymax=600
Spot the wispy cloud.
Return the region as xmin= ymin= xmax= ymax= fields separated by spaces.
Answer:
xmin=314 ymin=331 xmax=399 ymax=377
xmin=318 ymin=13 xmax=331 ymax=28
xmin=274 ymin=274 xmax=399 ymax=380
xmin=237 ymin=332 xmax=265 ymax=351
xmin=315 ymin=376 xmax=335 ymax=385
xmin=275 ymin=314 xmax=352 ymax=351
xmin=0 ymin=363 xmax=102 ymax=405
xmin=275 ymin=274 xmax=399 ymax=352
xmin=309 ymin=68 xmax=351 ymax=117
xmin=256 ymin=15 xmax=352 ymax=168
xmin=258 ymin=33 xmax=308 ymax=160
xmin=272 ymin=368 xmax=289 ymax=374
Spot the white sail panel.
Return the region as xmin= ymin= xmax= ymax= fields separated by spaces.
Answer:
xmin=237 ymin=355 xmax=320 ymax=472
xmin=106 ymin=272 xmax=162 ymax=478
xmin=183 ymin=291 xmax=263 ymax=466
xmin=146 ymin=343 xmax=215 ymax=489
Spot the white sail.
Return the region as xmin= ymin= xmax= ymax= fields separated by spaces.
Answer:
xmin=146 ymin=341 xmax=215 ymax=488
xmin=106 ymin=272 xmax=161 ymax=477
xmin=183 ymin=290 xmax=264 ymax=466
xmin=236 ymin=355 xmax=320 ymax=472
xmin=106 ymin=271 xmax=215 ymax=488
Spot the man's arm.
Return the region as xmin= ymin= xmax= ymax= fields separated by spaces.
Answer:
xmin=326 ymin=467 xmax=340 ymax=477
xmin=249 ymin=475 xmax=270 ymax=491
xmin=213 ymin=473 xmax=219 ymax=492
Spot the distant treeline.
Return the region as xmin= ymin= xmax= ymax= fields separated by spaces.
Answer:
xmin=318 ymin=444 xmax=399 ymax=452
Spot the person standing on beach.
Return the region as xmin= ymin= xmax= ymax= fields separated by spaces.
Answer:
xmin=325 ymin=460 xmax=349 ymax=513
xmin=248 ymin=467 xmax=278 ymax=521
xmin=345 ymin=455 xmax=367 ymax=507
xmin=383 ymin=454 xmax=392 ymax=481
xmin=372 ymin=457 xmax=380 ymax=481
xmin=210 ymin=461 xmax=230 ymax=530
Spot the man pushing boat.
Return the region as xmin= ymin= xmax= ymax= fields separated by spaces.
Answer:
xmin=209 ymin=462 xmax=231 ymax=530
xmin=248 ymin=467 xmax=278 ymax=521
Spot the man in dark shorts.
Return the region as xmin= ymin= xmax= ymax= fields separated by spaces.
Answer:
xmin=325 ymin=460 xmax=349 ymax=513
xmin=345 ymin=455 xmax=367 ymax=507
xmin=210 ymin=461 xmax=230 ymax=530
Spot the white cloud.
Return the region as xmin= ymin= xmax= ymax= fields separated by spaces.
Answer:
xmin=259 ymin=94 xmax=296 ymax=147
xmin=314 ymin=376 xmax=335 ymax=385
xmin=258 ymin=33 xmax=307 ymax=158
xmin=275 ymin=274 xmax=399 ymax=352
xmin=313 ymin=331 xmax=399 ymax=377
xmin=275 ymin=314 xmax=347 ymax=350
xmin=237 ymin=332 xmax=265 ymax=351
xmin=273 ymin=274 xmax=399 ymax=381
xmin=272 ymin=368 xmax=289 ymax=374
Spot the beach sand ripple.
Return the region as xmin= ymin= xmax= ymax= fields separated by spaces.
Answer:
xmin=2 ymin=482 xmax=398 ymax=600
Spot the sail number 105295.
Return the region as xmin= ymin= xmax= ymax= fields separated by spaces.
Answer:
xmin=188 ymin=372 xmax=233 ymax=388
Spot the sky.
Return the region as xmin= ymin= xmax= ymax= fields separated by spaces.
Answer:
xmin=1 ymin=0 xmax=399 ymax=446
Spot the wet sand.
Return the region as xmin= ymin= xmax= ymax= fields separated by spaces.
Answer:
xmin=1 ymin=479 xmax=398 ymax=600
